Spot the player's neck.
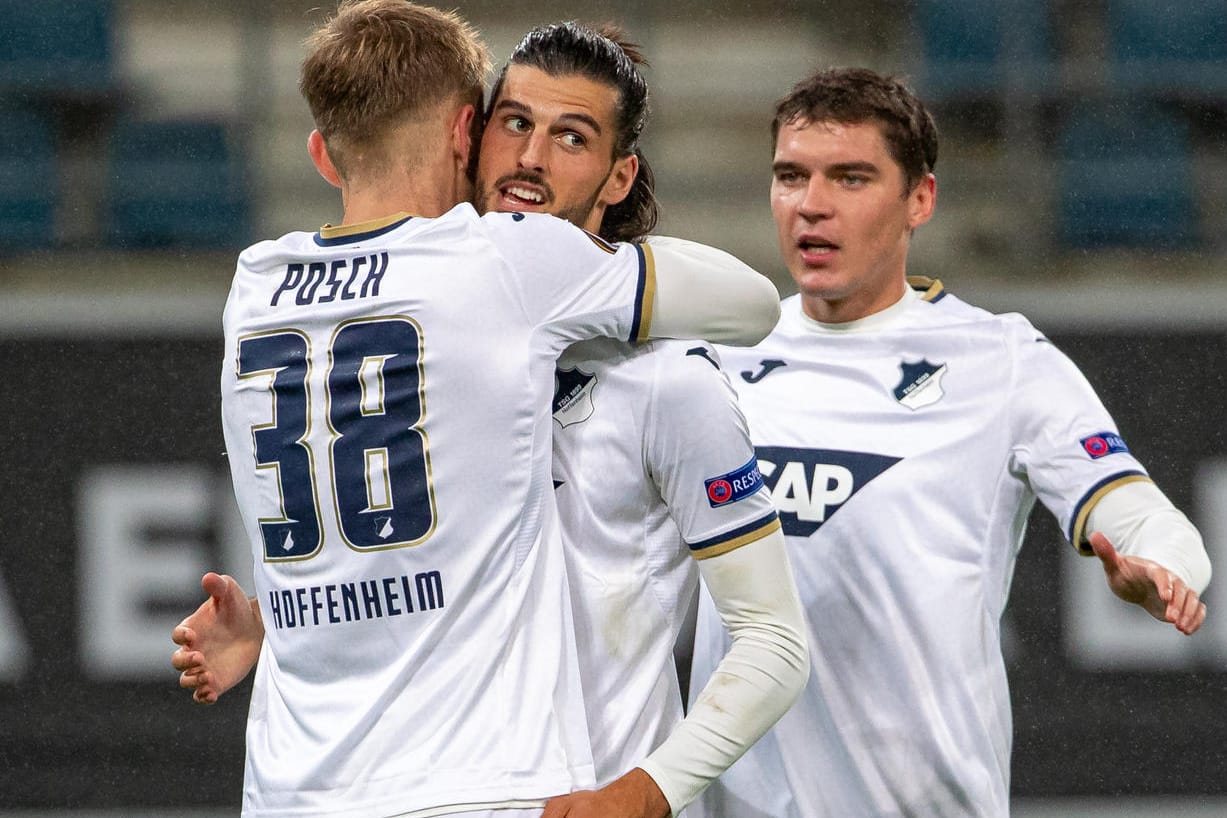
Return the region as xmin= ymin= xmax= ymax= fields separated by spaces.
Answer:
xmin=799 ymin=284 xmax=916 ymax=333
xmin=338 ymin=119 xmax=472 ymax=225
xmin=339 ymin=170 xmax=468 ymax=225
xmin=801 ymin=276 xmax=909 ymax=324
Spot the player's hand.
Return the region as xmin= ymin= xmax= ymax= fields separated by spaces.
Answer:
xmin=541 ymin=768 xmax=670 ymax=818
xmin=171 ymin=572 xmax=264 ymax=704
xmin=1089 ymin=531 xmax=1207 ymax=635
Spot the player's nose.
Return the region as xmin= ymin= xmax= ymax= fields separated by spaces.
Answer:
xmin=797 ymin=179 xmax=834 ymax=219
xmin=517 ymin=132 xmax=549 ymax=173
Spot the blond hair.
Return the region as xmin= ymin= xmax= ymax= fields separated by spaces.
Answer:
xmin=300 ymin=0 xmax=490 ymax=177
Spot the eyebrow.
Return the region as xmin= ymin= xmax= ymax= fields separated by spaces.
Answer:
xmin=827 ymin=161 xmax=879 ymax=176
xmin=773 ymin=159 xmax=882 ymax=176
xmin=772 ymin=160 xmax=808 ymax=176
xmin=494 ymin=98 xmax=603 ymax=136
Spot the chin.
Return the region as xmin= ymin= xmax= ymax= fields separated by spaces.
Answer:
xmin=792 ymin=269 xmax=846 ymax=298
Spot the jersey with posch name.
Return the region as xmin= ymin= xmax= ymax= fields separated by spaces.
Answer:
xmin=550 ymin=336 xmax=778 ymax=787
xmin=689 ymin=282 xmax=1150 ymax=818
xmin=220 ymin=204 xmax=655 ymax=818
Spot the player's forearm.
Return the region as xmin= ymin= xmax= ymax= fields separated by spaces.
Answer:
xmin=643 ymin=236 xmax=780 ymax=347
xmin=637 ymin=529 xmax=809 ymax=815
xmin=1088 ymin=481 xmax=1211 ymax=593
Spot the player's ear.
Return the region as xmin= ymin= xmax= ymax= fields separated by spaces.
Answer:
xmin=308 ymin=129 xmax=342 ymax=189
xmin=451 ymin=103 xmax=479 ymax=171
xmin=907 ymin=172 xmax=936 ymax=230
xmin=599 ymin=152 xmax=638 ymax=209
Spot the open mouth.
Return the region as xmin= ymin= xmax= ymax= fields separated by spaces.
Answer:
xmin=495 ymin=177 xmax=551 ymax=210
xmin=503 ymin=185 xmax=546 ymax=205
xmin=799 ymin=238 xmax=838 ymax=254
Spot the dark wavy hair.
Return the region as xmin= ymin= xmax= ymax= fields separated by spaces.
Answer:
xmin=488 ymin=21 xmax=658 ymax=242
xmin=772 ymin=67 xmax=938 ymax=195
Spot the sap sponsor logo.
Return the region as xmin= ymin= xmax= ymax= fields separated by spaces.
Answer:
xmin=893 ymin=359 xmax=947 ymax=410
xmin=1080 ymin=431 xmax=1130 ymax=460
xmin=756 ymin=446 xmax=901 ymax=537
xmin=704 ymin=457 xmax=765 ymax=507
xmin=553 ymin=366 xmax=597 ymax=428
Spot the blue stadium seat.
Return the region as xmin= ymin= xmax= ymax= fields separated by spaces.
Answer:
xmin=1105 ymin=0 xmax=1227 ymax=95
xmin=0 ymin=0 xmax=114 ymax=98
xmin=912 ymin=0 xmax=1052 ymax=101
xmin=1058 ymin=103 xmax=1196 ymax=249
xmin=0 ymin=109 xmax=58 ymax=250
xmin=107 ymin=119 xmax=250 ymax=249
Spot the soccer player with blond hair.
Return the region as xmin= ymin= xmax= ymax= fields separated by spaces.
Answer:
xmin=204 ymin=2 xmax=780 ymax=816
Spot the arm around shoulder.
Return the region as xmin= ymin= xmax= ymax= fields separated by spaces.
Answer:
xmin=644 ymin=236 xmax=780 ymax=346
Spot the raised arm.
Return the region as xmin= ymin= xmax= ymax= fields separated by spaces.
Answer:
xmin=644 ymin=236 xmax=781 ymax=347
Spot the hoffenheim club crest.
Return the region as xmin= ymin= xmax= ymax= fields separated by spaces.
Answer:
xmin=553 ymin=366 xmax=597 ymax=427
xmin=893 ymin=359 xmax=947 ymax=410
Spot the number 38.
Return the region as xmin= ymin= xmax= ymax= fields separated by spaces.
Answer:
xmin=237 ymin=317 xmax=436 ymax=560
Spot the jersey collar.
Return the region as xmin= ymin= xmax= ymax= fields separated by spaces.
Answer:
xmin=316 ymin=212 xmax=414 ymax=246
xmin=797 ymin=285 xmax=918 ymax=334
xmin=795 ymin=276 xmax=947 ymax=334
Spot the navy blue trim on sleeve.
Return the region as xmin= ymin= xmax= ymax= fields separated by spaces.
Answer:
xmin=688 ymin=510 xmax=781 ymax=556
xmin=628 ymin=243 xmax=647 ymax=343
xmin=1066 ymin=469 xmax=1149 ymax=543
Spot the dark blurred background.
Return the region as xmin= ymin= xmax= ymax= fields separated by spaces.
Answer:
xmin=1 ymin=1 xmax=1225 ymax=815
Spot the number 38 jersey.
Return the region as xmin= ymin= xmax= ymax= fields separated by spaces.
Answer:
xmin=690 ymin=281 xmax=1150 ymax=818
xmin=220 ymin=204 xmax=652 ymax=818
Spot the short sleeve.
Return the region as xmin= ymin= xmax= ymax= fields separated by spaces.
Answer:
xmin=483 ymin=211 xmax=652 ymax=345
xmin=645 ymin=343 xmax=780 ymax=560
xmin=1006 ymin=318 xmax=1150 ymax=553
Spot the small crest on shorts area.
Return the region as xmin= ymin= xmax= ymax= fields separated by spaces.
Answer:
xmin=553 ymin=365 xmax=597 ymax=427
xmin=893 ymin=358 xmax=947 ymax=410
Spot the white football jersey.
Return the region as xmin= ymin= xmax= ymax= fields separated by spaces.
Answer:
xmin=221 ymin=205 xmax=655 ymax=817
xmin=550 ymin=337 xmax=779 ymax=787
xmin=690 ymin=280 xmax=1150 ymax=818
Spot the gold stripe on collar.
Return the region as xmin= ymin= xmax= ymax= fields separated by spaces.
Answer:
xmin=906 ymin=275 xmax=944 ymax=302
xmin=319 ymin=212 xmax=414 ymax=240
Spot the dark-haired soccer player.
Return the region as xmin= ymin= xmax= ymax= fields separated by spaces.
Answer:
xmin=688 ymin=66 xmax=1210 ymax=818
xmin=478 ymin=23 xmax=807 ymax=818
